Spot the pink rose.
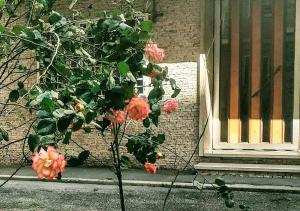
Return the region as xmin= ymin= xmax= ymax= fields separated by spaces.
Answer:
xmin=144 ymin=162 xmax=157 ymax=174
xmin=108 ymin=110 xmax=126 ymax=127
xmin=144 ymin=43 xmax=165 ymax=63
xmin=163 ymin=99 xmax=178 ymax=113
xmin=32 ymin=146 xmax=67 ymax=180
xmin=125 ymin=97 xmax=151 ymax=121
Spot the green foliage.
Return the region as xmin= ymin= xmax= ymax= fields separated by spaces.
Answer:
xmin=28 ymin=134 xmax=40 ymax=152
xmin=9 ymin=90 xmax=19 ymax=102
xmin=215 ymin=177 xmax=250 ymax=210
xmin=37 ymin=118 xmax=56 ymax=135
xmin=68 ymin=150 xmax=90 ymax=167
xmin=126 ymin=130 xmax=165 ymax=164
xmin=0 ymin=1 xmax=179 ymax=170
xmin=0 ymin=128 xmax=9 ymax=142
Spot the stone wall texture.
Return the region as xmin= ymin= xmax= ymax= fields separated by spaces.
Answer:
xmin=0 ymin=0 xmax=202 ymax=169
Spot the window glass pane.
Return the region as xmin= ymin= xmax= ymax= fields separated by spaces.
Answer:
xmin=218 ymin=0 xmax=296 ymax=144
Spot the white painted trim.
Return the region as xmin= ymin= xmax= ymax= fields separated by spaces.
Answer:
xmin=212 ymin=0 xmax=221 ymax=147
xmin=198 ymin=54 xmax=213 ymax=156
xmin=204 ymin=150 xmax=300 ymax=159
xmin=213 ymin=143 xmax=298 ymax=151
xmin=194 ymin=163 xmax=300 ymax=173
xmin=293 ymin=0 xmax=300 ymax=150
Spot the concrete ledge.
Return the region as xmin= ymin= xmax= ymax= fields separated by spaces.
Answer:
xmin=194 ymin=163 xmax=300 ymax=173
xmin=1 ymin=175 xmax=300 ymax=193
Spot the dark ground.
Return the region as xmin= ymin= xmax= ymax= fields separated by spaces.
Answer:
xmin=0 ymin=180 xmax=300 ymax=211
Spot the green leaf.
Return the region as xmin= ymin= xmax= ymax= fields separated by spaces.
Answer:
xmin=149 ymin=112 xmax=159 ymax=127
xmin=52 ymin=109 xmax=65 ymax=118
xmin=152 ymin=133 xmax=165 ymax=144
xmin=215 ymin=177 xmax=225 ymax=186
xmin=126 ymin=72 xmax=137 ymax=82
xmin=118 ymin=62 xmax=129 ymax=75
xmin=36 ymin=110 xmax=52 ymax=118
xmin=0 ymin=128 xmax=9 ymax=141
xmin=148 ymin=87 xmax=164 ymax=101
xmin=72 ymin=117 xmax=84 ymax=131
xmin=18 ymin=88 xmax=27 ymax=97
xmin=85 ymin=111 xmax=96 ymax=124
xmin=57 ymin=115 xmax=74 ymax=132
xmin=68 ymin=150 xmax=90 ymax=167
xmin=140 ymin=20 xmax=153 ymax=32
xmin=41 ymin=97 xmax=55 ymax=113
xmin=0 ymin=24 xmax=6 ymax=33
xmin=28 ymin=134 xmax=40 ymax=152
xmin=120 ymin=155 xmax=130 ymax=169
xmin=63 ymin=131 xmax=72 ymax=144
xmin=37 ymin=118 xmax=56 ymax=135
xmin=17 ymin=81 xmax=24 ymax=89
xmin=156 ymin=133 xmax=165 ymax=144
xmin=67 ymin=157 xmax=81 ymax=167
xmin=0 ymin=0 xmax=6 ymax=7
xmin=91 ymin=84 xmax=100 ymax=94
xmin=225 ymin=199 xmax=235 ymax=208
xmin=143 ymin=118 xmax=150 ymax=128
xmin=55 ymin=62 xmax=71 ymax=77
xmin=219 ymin=185 xmax=228 ymax=194
xmin=9 ymin=90 xmax=19 ymax=102
xmin=78 ymin=150 xmax=90 ymax=162
xmin=171 ymin=87 xmax=181 ymax=98
xmin=48 ymin=11 xmax=62 ymax=24
xmin=169 ymin=78 xmax=176 ymax=90
xmin=83 ymin=126 xmax=92 ymax=133
xmin=39 ymin=135 xmax=56 ymax=146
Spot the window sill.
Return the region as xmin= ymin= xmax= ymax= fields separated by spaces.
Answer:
xmin=203 ymin=149 xmax=300 ymax=159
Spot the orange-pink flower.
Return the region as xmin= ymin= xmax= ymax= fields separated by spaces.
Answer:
xmin=32 ymin=146 xmax=67 ymax=180
xmin=163 ymin=99 xmax=178 ymax=113
xmin=125 ymin=97 xmax=151 ymax=121
xmin=144 ymin=43 xmax=165 ymax=63
xmin=144 ymin=162 xmax=157 ymax=174
xmin=108 ymin=110 xmax=126 ymax=127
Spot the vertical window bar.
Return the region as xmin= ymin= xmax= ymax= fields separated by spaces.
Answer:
xmin=220 ymin=0 xmax=230 ymax=142
xmin=270 ymin=0 xmax=285 ymax=144
xmin=228 ymin=0 xmax=241 ymax=143
xmin=240 ymin=0 xmax=251 ymax=142
xmin=249 ymin=0 xmax=262 ymax=144
xmin=283 ymin=0 xmax=296 ymax=143
xmin=261 ymin=0 xmax=272 ymax=142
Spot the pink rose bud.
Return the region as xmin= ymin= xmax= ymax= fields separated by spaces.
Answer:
xmin=74 ymin=103 xmax=84 ymax=111
xmin=163 ymin=99 xmax=178 ymax=113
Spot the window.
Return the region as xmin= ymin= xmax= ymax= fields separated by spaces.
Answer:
xmin=211 ymin=0 xmax=300 ymax=152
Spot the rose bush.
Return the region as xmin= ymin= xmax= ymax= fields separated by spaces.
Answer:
xmin=0 ymin=0 xmax=182 ymax=210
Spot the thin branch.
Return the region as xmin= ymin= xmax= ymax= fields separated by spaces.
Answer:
xmin=162 ymin=110 xmax=211 ymax=211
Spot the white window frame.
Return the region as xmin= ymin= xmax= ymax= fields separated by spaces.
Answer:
xmin=199 ymin=0 xmax=300 ymax=158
